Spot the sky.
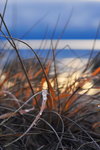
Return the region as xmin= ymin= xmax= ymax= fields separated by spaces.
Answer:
xmin=0 ymin=0 xmax=100 ymax=39
xmin=0 ymin=0 xmax=100 ymax=71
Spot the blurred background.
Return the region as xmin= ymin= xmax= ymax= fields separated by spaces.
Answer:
xmin=0 ymin=0 xmax=100 ymax=94
xmin=0 ymin=0 xmax=100 ymax=39
xmin=0 ymin=0 xmax=100 ymax=57
xmin=0 ymin=0 xmax=100 ymax=53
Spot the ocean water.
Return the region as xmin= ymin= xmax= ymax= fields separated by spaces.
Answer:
xmin=0 ymin=49 xmax=99 ymax=59
xmin=19 ymin=49 xmax=99 ymax=59
xmin=0 ymin=48 xmax=99 ymax=76
xmin=0 ymin=48 xmax=99 ymax=70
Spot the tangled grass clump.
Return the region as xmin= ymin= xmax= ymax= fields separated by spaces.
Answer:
xmin=0 ymin=40 xmax=100 ymax=150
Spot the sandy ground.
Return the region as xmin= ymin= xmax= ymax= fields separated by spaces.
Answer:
xmin=43 ymin=58 xmax=100 ymax=95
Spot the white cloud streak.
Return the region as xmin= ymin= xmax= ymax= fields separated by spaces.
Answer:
xmin=1 ymin=40 xmax=100 ymax=50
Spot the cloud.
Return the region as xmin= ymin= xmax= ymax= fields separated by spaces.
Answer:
xmin=2 ymin=40 xmax=100 ymax=50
